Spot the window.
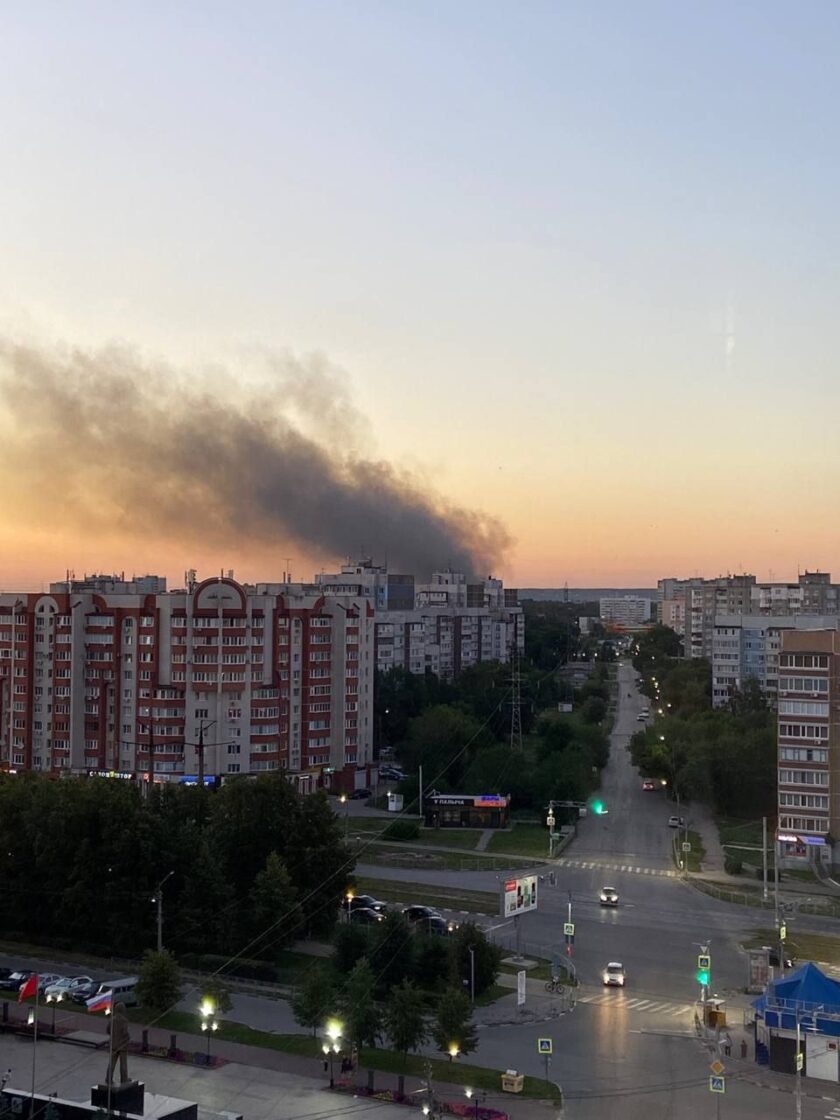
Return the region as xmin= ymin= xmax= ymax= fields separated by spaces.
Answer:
xmin=227 ymin=762 xmax=241 ymax=773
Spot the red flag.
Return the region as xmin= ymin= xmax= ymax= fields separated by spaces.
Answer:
xmin=18 ymin=975 xmax=37 ymax=1004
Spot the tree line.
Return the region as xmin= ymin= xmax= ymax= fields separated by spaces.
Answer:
xmin=0 ymin=773 xmax=350 ymax=960
xmin=630 ymin=626 xmax=776 ymax=818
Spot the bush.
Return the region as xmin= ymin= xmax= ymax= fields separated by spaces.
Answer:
xmin=383 ymin=820 xmax=420 ymax=842
xmin=724 ymin=855 xmax=742 ymax=875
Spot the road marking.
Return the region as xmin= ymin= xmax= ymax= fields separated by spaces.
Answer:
xmin=621 ymin=864 xmax=628 ymax=871
xmin=552 ymin=857 xmax=676 ymax=878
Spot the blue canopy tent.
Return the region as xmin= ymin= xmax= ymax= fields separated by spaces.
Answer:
xmin=753 ymin=962 xmax=840 ymax=1035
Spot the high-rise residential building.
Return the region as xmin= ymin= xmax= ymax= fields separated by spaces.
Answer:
xmin=315 ymin=560 xmax=524 ymax=679
xmin=776 ymin=629 xmax=840 ymax=870
xmin=712 ymin=615 xmax=840 ymax=708
xmin=599 ymin=596 xmax=652 ymax=627
xmin=0 ymin=575 xmax=374 ymax=792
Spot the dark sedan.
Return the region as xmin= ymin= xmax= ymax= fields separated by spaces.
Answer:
xmin=350 ymin=907 xmax=384 ymax=925
xmin=0 ymin=970 xmax=33 ymax=992
xmin=348 ymin=894 xmax=387 ymax=914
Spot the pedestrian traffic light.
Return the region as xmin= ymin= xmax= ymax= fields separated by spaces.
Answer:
xmin=696 ymin=954 xmax=711 ymax=986
xmin=591 ymin=800 xmax=606 ymax=815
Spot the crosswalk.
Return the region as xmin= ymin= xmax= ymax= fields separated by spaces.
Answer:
xmin=555 ymin=857 xmax=676 ymax=878
xmin=576 ymin=991 xmax=693 ymax=1016
xmin=823 ymin=1106 xmax=840 ymax=1120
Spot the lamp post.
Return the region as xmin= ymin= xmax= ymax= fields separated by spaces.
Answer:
xmin=465 ymin=1087 xmax=483 ymax=1120
xmin=448 ymin=1043 xmax=459 ymax=1063
xmin=46 ymin=992 xmax=63 ymax=1034
xmin=339 ymin=794 xmax=349 ymax=839
xmin=345 ymin=891 xmax=354 ymax=923
xmin=200 ymin=999 xmax=218 ymax=1061
xmin=152 ymin=870 xmax=175 ymax=951
xmin=323 ymin=1020 xmax=342 ymax=1088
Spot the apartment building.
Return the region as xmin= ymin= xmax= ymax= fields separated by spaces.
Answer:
xmin=0 ymin=574 xmax=374 ymax=791
xmin=599 ymin=596 xmax=652 ymax=627
xmin=712 ymin=615 xmax=840 ymax=708
xmin=316 ymin=561 xmax=524 ymax=679
xmin=776 ymin=630 xmax=840 ymax=869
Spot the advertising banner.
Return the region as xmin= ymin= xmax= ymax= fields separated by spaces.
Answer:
xmin=503 ymin=875 xmax=538 ymax=918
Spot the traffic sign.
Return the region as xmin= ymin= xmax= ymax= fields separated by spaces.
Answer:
xmin=710 ymin=1060 xmax=725 ymax=1076
xmin=796 ymin=1051 xmax=803 ymax=1072
xmin=538 ymin=1038 xmax=553 ymax=1055
xmin=563 ymin=922 xmax=575 ymax=936
xmin=698 ymin=954 xmax=711 ymax=971
xmin=780 ymin=924 xmax=787 ymax=941
xmin=682 ymin=841 xmax=691 ymax=853
xmin=709 ymin=1076 xmax=725 ymax=1093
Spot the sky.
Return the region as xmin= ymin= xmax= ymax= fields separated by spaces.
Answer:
xmin=1 ymin=0 xmax=840 ymax=590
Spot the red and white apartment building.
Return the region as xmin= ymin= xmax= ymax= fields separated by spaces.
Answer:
xmin=776 ymin=629 xmax=840 ymax=869
xmin=0 ymin=573 xmax=374 ymax=792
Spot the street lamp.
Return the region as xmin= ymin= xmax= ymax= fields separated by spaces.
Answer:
xmin=448 ymin=1042 xmax=459 ymax=1062
xmin=152 ymin=870 xmax=175 ymax=952
xmin=46 ymin=991 xmax=64 ymax=1034
xmin=465 ymin=1088 xmax=483 ymax=1120
xmin=200 ymin=999 xmax=218 ymax=1060
xmin=322 ymin=1019 xmax=342 ymax=1088
xmin=339 ymin=794 xmax=349 ymax=839
xmin=345 ymin=890 xmax=354 ymax=923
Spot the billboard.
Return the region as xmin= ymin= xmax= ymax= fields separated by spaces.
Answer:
xmin=747 ymin=948 xmax=770 ymax=993
xmin=503 ymin=875 xmax=538 ymax=918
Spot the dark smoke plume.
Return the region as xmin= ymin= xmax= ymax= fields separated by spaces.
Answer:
xmin=0 ymin=341 xmax=511 ymax=578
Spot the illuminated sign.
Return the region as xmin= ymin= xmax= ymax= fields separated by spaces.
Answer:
xmin=88 ymin=769 xmax=135 ymax=781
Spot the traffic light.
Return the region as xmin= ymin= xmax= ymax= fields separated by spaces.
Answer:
xmin=696 ymin=953 xmax=711 ymax=986
xmin=591 ymin=800 xmax=606 ymax=815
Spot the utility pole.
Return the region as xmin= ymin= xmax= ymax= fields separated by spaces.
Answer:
xmin=795 ymin=1010 xmax=802 ymax=1120
xmin=419 ymin=764 xmax=423 ymax=818
xmin=152 ymin=870 xmax=174 ymax=951
xmin=508 ymin=641 xmax=523 ymax=752
xmin=762 ymin=816 xmax=768 ymax=902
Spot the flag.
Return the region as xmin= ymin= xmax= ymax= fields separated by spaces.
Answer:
xmin=18 ymin=975 xmax=37 ymax=1004
xmin=86 ymin=991 xmax=112 ymax=1015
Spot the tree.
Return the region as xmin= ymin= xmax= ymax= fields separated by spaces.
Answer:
xmin=340 ymin=959 xmax=380 ymax=1049
xmin=200 ymin=977 xmax=233 ymax=1017
xmin=333 ymin=923 xmax=369 ymax=975
xmin=369 ymin=910 xmax=414 ymax=994
xmin=413 ymin=936 xmax=450 ymax=992
xmin=449 ymin=922 xmax=502 ymax=998
xmin=249 ymin=851 xmax=298 ymax=953
xmin=383 ymin=980 xmax=427 ymax=1063
xmin=291 ymin=964 xmax=337 ymax=1037
xmin=135 ymin=949 xmax=182 ymax=1014
xmin=432 ymin=988 xmax=477 ymax=1057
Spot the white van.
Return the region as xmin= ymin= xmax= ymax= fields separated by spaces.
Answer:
xmin=97 ymin=976 xmax=139 ymax=1007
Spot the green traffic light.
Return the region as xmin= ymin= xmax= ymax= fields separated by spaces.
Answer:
xmin=696 ymin=969 xmax=710 ymax=986
xmin=592 ymin=801 xmax=605 ymax=815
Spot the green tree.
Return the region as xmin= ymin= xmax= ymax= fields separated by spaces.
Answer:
xmin=249 ymin=851 xmax=298 ymax=952
xmin=333 ymin=923 xmax=369 ymax=975
xmin=413 ymin=936 xmax=450 ymax=992
xmin=383 ymin=980 xmax=428 ymax=1064
xmin=135 ymin=949 xmax=182 ymax=1014
xmin=369 ymin=910 xmax=414 ymax=993
xmin=432 ymin=987 xmax=477 ymax=1057
xmin=448 ymin=922 xmax=502 ymax=998
xmin=340 ymin=959 xmax=380 ymax=1049
xmin=291 ymin=964 xmax=337 ymax=1037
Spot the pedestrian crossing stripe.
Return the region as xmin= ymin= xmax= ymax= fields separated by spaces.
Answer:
xmin=576 ymin=993 xmax=692 ymax=1016
xmin=555 ymin=857 xmax=676 ymax=878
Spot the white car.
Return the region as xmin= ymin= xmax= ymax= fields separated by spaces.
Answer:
xmin=600 ymin=887 xmax=619 ymax=907
xmin=36 ymin=974 xmax=64 ymax=995
xmin=603 ymin=962 xmax=626 ymax=987
xmin=668 ymin=815 xmax=685 ymax=829
xmin=45 ymin=975 xmax=94 ymax=999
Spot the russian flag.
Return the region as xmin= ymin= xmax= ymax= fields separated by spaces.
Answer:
xmin=86 ymin=990 xmax=112 ymax=1014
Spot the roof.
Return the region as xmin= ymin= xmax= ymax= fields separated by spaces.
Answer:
xmin=753 ymin=962 xmax=840 ymax=1035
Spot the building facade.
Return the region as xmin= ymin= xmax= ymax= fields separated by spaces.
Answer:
xmin=776 ymin=629 xmax=840 ymax=869
xmin=599 ymin=596 xmax=652 ymax=627
xmin=0 ymin=575 xmax=374 ymax=791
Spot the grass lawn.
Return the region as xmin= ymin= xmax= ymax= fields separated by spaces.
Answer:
xmin=718 ymin=817 xmax=769 ymax=856
xmin=743 ymin=929 xmax=840 ymax=966
xmin=124 ymin=1009 xmax=557 ymax=1101
xmin=485 ymin=823 xmax=551 ymax=858
xmin=412 ymin=829 xmax=484 ymax=849
xmin=355 ymin=876 xmax=499 ymax=915
xmin=358 ymin=841 xmax=533 ymax=873
xmin=682 ymin=829 xmax=705 ymax=872
xmin=499 ymin=959 xmax=555 ymax=983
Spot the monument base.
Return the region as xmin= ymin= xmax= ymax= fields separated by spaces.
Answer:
xmin=91 ymin=1080 xmax=145 ymax=1115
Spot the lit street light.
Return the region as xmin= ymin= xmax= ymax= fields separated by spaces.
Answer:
xmin=323 ymin=1019 xmax=343 ymax=1088
xmin=339 ymin=794 xmax=349 ymax=839
xmin=45 ymin=991 xmax=64 ymax=1034
xmin=200 ymin=998 xmax=218 ymax=1060
xmin=465 ymin=1087 xmax=484 ymax=1119
xmin=448 ymin=1042 xmax=459 ymax=1062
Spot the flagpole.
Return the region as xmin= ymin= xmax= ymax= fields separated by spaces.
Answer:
xmin=106 ymin=1005 xmax=113 ymax=1120
xmin=30 ymin=982 xmax=39 ymax=1116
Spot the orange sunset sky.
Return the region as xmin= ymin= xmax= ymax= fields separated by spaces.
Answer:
xmin=2 ymin=4 xmax=839 ymax=591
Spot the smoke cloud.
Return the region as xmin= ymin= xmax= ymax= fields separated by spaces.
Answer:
xmin=0 ymin=341 xmax=512 ymax=578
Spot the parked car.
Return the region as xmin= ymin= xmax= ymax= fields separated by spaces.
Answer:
xmin=0 ymin=970 xmax=33 ymax=992
xmin=668 ymin=816 xmax=685 ymax=829
xmin=70 ymin=981 xmax=101 ymax=1005
xmin=402 ymin=904 xmax=442 ymax=924
xmin=348 ymin=894 xmax=387 ymax=914
xmin=602 ymin=962 xmax=626 ymax=987
xmin=350 ymin=907 xmax=384 ymax=925
xmin=379 ymin=767 xmax=405 ymax=782
xmin=636 ymin=714 xmax=647 ymax=722
xmin=642 ymin=779 xmax=656 ymax=791
xmin=599 ymin=887 xmax=619 ymax=907
xmin=420 ymin=915 xmax=456 ymax=937
xmin=349 ymin=788 xmax=371 ymax=800
xmin=0 ymin=968 xmax=12 ymax=983
xmin=36 ymin=974 xmax=65 ymax=995
xmin=45 ymin=976 xmax=94 ymax=999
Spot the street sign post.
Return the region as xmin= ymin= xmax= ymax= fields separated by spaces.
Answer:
xmin=709 ymin=1076 xmax=725 ymax=1093
xmin=564 ymin=923 xmax=575 ymax=937
xmin=537 ymin=1039 xmax=552 ymax=1055
xmin=682 ymin=841 xmax=691 ymax=853
xmin=517 ymin=970 xmax=526 ymax=1008
xmin=710 ymin=1060 xmax=725 ymax=1076
xmin=796 ymin=1051 xmax=803 ymax=1072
